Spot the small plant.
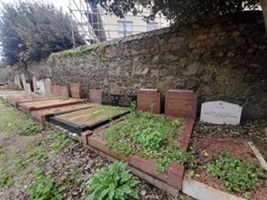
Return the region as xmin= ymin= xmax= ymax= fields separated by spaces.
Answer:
xmin=86 ymin=161 xmax=139 ymax=200
xmin=206 ymin=153 xmax=266 ymax=197
xmin=0 ymin=169 xmax=14 ymax=187
xmin=50 ymin=132 xmax=72 ymax=150
xmin=20 ymin=123 xmax=44 ymax=136
xmin=28 ymin=170 xmax=63 ymax=200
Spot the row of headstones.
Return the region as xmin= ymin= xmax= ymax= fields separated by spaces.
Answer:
xmin=137 ymin=89 xmax=242 ymax=125
xmin=14 ymin=74 xmax=52 ymax=94
xmin=137 ymin=89 xmax=197 ymax=119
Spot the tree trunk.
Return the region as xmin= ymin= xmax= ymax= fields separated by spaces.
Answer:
xmin=260 ymin=0 xmax=267 ymax=33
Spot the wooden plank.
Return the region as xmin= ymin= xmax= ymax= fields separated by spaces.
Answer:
xmin=248 ymin=141 xmax=267 ymax=170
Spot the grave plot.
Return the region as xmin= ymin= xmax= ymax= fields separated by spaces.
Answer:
xmin=82 ymin=111 xmax=194 ymax=193
xmin=18 ymin=98 xmax=85 ymax=113
xmin=48 ymin=105 xmax=130 ymax=135
xmin=31 ymin=103 xmax=96 ymax=122
xmin=7 ymin=94 xmax=55 ymax=107
xmin=81 ymin=89 xmax=197 ymax=194
xmin=188 ymin=122 xmax=267 ymax=200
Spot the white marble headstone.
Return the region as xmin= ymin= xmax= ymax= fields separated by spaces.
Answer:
xmin=32 ymin=76 xmax=38 ymax=92
xmin=200 ymin=101 xmax=242 ymax=125
xmin=36 ymin=80 xmax=46 ymax=94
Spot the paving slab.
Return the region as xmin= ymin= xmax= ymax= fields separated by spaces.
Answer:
xmin=31 ymin=103 xmax=96 ymax=122
xmin=48 ymin=105 xmax=130 ymax=135
xmin=0 ymin=90 xmax=26 ymax=100
xmin=18 ymin=98 xmax=85 ymax=113
xmin=7 ymin=94 xmax=55 ymax=107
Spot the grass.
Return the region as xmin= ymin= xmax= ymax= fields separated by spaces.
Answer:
xmin=102 ymin=111 xmax=191 ymax=172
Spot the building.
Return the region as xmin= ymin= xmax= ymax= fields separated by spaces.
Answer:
xmin=68 ymin=0 xmax=169 ymax=44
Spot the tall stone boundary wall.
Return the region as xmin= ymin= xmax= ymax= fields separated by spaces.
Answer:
xmin=28 ymin=11 xmax=267 ymax=120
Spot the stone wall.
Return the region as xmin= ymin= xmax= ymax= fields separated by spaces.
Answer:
xmin=28 ymin=11 xmax=267 ymax=120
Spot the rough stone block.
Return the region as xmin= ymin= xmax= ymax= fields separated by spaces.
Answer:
xmin=165 ymin=90 xmax=197 ymax=119
xmin=137 ymin=89 xmax=161 ymax=114
xmin=70 ymin=83 xmax=82 ymax=99
xmin=89 ymin=89 xmax=102 ymax=104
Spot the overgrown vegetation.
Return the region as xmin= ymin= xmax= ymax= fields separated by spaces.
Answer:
xmin=206 ymin=153 xmax=266 ymax=198
xmin=48 ymin=43 xmax=104 ymax=62
xmin=27 ymin=170 xmax=63 ymax=200
xmin=103 ymin=111 xmax=191 ymax=172
xmin=86 ymin=161 xmax=139 ymax=200
xmin=0 ymin=1 xmax=85 ymax=65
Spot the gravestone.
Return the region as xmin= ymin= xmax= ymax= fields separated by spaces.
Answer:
xmin=137 ymin=89 xmax=161 ymax=114
xmin=32 ymin=76 xmax=38 ymax=92
xmin=89 ymin=89 xmax=102 ymax=104
xmin=44 ymin=79 xmax=51 ymax=95
xmin=25 ymin=83 xmax=32 ymax=93
xmin=102 ymin=93 xmax=136 ymax=107
xmin=37 ymin=80 xmax=46 ymax=94
xmin=200 ymin=101 xmax=242 ymax=125
xmin=70 ymin=83 xmax=82 ymax=99
xmin=14 ymin=74 xmax=22 ymax=89
xmin=21 ymin=73 xmax=27 ymax=90
xmin=165 ymin=90 xmax=197 ymax=119
xmin=51 ymin=85 xmax=69 ymax=97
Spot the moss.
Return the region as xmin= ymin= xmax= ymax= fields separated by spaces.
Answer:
xmin=157 ymin=81 xmax=173 ymax=92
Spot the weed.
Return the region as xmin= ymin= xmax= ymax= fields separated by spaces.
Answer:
xmin=103 ymin=111 xmax=190 ymax=172
xmin=20 ymin=123 xmax=44 ymax=136
xmin=0 ymin=169 xmax=14 ymax=187
xmin=50 ymin=132 xmax=72 ymax=150
xmin=206 ymin=152 xmax=266 ymax=197
xmin=86 ymin=161 xmax=139 ymax=200
xmin=28 ymin=170 xmax=63 ymax=200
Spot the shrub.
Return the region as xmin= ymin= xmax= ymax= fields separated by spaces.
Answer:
xmin=86 ymin=161 xmax=139 ymax=200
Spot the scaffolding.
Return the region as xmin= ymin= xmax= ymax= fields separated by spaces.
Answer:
xmin=68 ymin=0 xmax=168 ymax=46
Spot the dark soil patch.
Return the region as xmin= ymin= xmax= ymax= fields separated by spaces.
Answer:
xmin=190 ymin=120 xmax=267 ymax=199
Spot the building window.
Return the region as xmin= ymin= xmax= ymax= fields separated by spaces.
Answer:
xmin=118 ymin=21 xmax=133 ymax=37
xmin=147 ymin=22 xmax=158 ymax=31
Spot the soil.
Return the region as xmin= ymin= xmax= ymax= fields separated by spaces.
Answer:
xmin=190 ymin=120 xmax=267 ymax=200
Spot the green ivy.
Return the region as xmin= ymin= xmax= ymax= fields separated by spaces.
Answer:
xmin=206 ymin=153 xmax=266 ymax=197
xmin=86 ymin=161 xmax=139 ymax=200
xmin=103 ymin=111 xmax=191 ymax=172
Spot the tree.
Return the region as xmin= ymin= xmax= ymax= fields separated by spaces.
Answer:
xmin=86 ymin=0 xmax=259 ymax=25
xmin=0 ymin=1 xmax=85 ymax=65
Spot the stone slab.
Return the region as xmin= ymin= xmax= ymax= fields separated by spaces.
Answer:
xmin=102 ymin=93 xmax=136 ymax=107
xmin=36 ymin=80 xmax=46 ymax=94
xmin=32 ymin=76 xmax=38 ymax=92
xmin=200 ymin=101 xmax=242 ymax=125
xmin=137 ymin=89 xmax=161 ymax=114
xmin=182 ymin=175 xmax=246 ymax=200
xmin=165 ymin=90 xmax=197 ymax=119
xmin=70 ymin=83 xmax=82 ymax=99
xmin=44 ymin=79 xmax=52 ymax=95
xmin=31 ymin=103 xmax=93 ymax=122
xmin=18 ymin=98 xmax=84 ymax=113
xmin=51 ymin=85 xmax=69 ymax=97
xmin=89 ymin=89 xmax=102 ymax=104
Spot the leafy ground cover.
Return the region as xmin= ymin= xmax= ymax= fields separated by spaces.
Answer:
xmin=190 ymin=121 xmax=267 ymax=199
xmin=0 ymin=99 xmax=194 ymax=199
xmin=100 ymin=111 xmax=192 ymax=172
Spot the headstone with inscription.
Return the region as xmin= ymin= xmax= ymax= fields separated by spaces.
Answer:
xmin=200 ymin=101 xmax=242 ymax=125
xmin=89 ymin=89 xmax=102 ymax=104
xmin=70 ymin=83 xmax=82 ymax=99
xmin=137 ymin=89 xmax=161 ymax=114
xmin=102 ymin=93 xmax=136 ymax=107
xmin=165 ymin=90 xmax=197 ymax=119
